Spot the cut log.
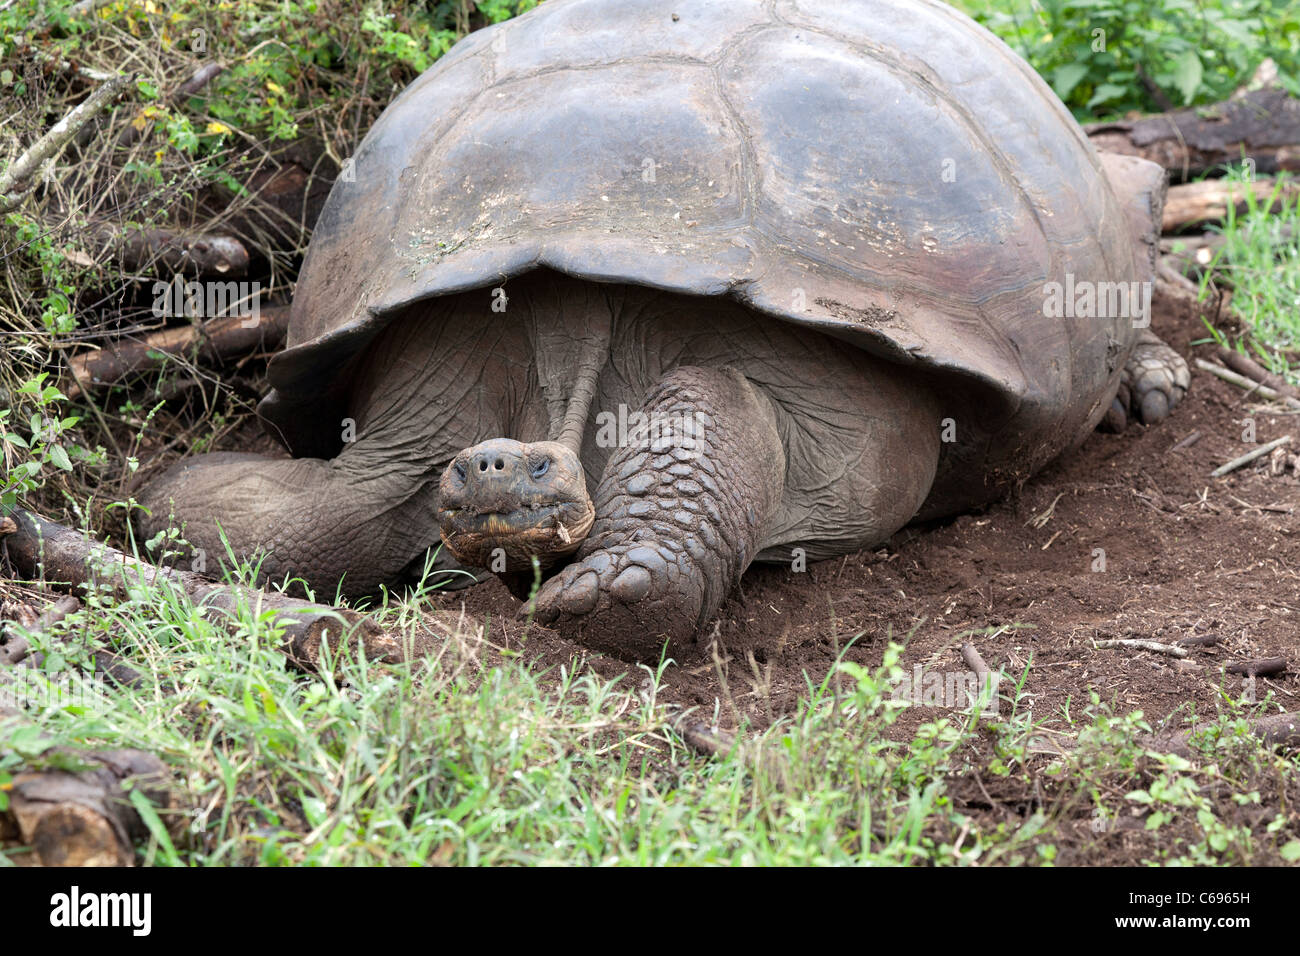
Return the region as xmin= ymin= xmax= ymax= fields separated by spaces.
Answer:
xmin=1086 ymin=88 xmax=1300 ymax=180
xmin=64 ymin=304 xmax=290 ymax=396
xmin=2 ymin=744 xmax=171 ymax=866
xmin=84 ymin=225 xmax=249 ymax=277
xmin=2 ymin=508 xmax=401 ymax=672
xmin=1162 ymin=177 xmax=1299 ymax=231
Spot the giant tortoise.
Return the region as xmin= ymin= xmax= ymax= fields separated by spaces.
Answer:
xmin=141 ymin=0 xmax=1189 ymax=659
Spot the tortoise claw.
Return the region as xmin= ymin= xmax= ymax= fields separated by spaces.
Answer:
xmin=520 ymin=539 xmax=705 ymax=659
xmin=1107 ymin=331 xmax=1189 ymax=430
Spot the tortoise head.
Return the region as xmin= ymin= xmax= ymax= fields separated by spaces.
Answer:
xmin=436 ymin=438 xmax=594 ymax=575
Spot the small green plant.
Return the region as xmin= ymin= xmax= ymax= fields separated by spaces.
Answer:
xmin=0 ymin=373 xmax=98 ymax=513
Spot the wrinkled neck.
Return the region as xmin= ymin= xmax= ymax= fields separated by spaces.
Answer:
xmin=550 ymin=320 xmax=611 ymax=455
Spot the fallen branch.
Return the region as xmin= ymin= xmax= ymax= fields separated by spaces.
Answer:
xmin=1167 ymin=430 xmax=1202 ymax=454
xmin=1209 ymin=434 xmax=1293 ymax=478
xmin=959 ymin=642 xmax=1003 ymax=712
xmin=0 ymin=741 xmax=172 ymax=866
xmin=116 ymin=62 xmax=227 ymax=150
xmin=959 ymin=642 xmax=993 ymax=677
xmin=0 ymin=72 xmax=135 ymax=212
xmin=1086 ymin=88 xmax=1300 ymax=180
xmin=0 ymin=591 xmax=144 ymax=687
xmin=1094 ymin=638 xmax=1189 ymax=658
xmin=1162 ymin=177 xmax=1299 ymax=231
xmin=1161 ymin=233 xmax=1228 ymax=276
xmin=0 ymin=595 xmax=79 ymax=666
xmin=1154 ymin=259 xmax=1234 ymax=331
xmin=1214 ymin=346 xmax=1300 ymax=401
xmin=1194 ymin=359 xmax=1300 ymax=411
xmin=173 ymin=62 xmax=226 ymax=100
xmin=2 ymin=508 xmax=400 ymax=672
xmin=677 ymin=721 xmax=738 ymax=759
xmin=1224 ymin=657 xmax=1288 ymax=677
xmin=65 ymin=304 xmax=290 ymax=397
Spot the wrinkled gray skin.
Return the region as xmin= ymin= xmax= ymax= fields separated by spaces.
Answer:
xmin=140 ymin=267 xmax=1187 ymax=660
xmin=139 ymin=0 xmax=1194 ymax=660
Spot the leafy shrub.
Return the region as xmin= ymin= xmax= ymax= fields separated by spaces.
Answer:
xmin=955 ymin=0 xmax=1300 ymax=119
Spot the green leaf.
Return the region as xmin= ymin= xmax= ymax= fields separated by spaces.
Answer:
xmin=1052 ymin=62 xmax=1090 ymax=101
xmin=1212 ymin=19 xmax=1259 ymax=48
xmin=1087 ymin=83 xmax=1128 ymax=108
xmin=47 ymin=445 xmax=72 ymax=471
xmin=128 ymin=789 xmax=182 ymax=866
xmin=1281 ymin=840 xmax=1300 ymax=862
xmin=1171 ymin=51 xmax=1204 ymax=104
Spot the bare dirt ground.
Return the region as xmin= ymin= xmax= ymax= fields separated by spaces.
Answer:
xmin=428 ymin=285 xmax=1300 ymax=746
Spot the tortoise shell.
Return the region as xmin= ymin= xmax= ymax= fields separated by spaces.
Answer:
xmin=260 ymin=0 xmax=1145 ymax=514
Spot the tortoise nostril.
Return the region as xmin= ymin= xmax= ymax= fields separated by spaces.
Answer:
xmin=478 ymin=460 xmax=488 ymax=472
xmin=493 ymin=458 xmax=505 ymax=471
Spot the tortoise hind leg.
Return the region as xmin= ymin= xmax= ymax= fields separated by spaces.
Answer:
xmin=1103 ymin=329 xmax=1190 ymax=429
xmin=523 ymin=366 xmax=784 ymax=660
xmin=1097 ymin=153 xmax=1189 ymax=429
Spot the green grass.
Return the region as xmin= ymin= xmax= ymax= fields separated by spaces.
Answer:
xmin=3 ymin=562 xmax=1298 ymax=866
xmin=1190 ymin=167 xmax=1300 ymax=382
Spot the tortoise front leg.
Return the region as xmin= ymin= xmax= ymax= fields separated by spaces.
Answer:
xmin=524 ymin=366 xmax=785 ymax=660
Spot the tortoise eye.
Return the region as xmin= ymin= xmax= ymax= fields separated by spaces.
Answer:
xmin=530 ymin=458 xmax=550 ymax=479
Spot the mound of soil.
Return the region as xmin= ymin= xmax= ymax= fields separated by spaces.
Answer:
xmin=431 ymin=284 xmax=1300 ymax=738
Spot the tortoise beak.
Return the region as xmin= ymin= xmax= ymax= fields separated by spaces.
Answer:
xmin=436 ymin=438 xmax=593 ymax=572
